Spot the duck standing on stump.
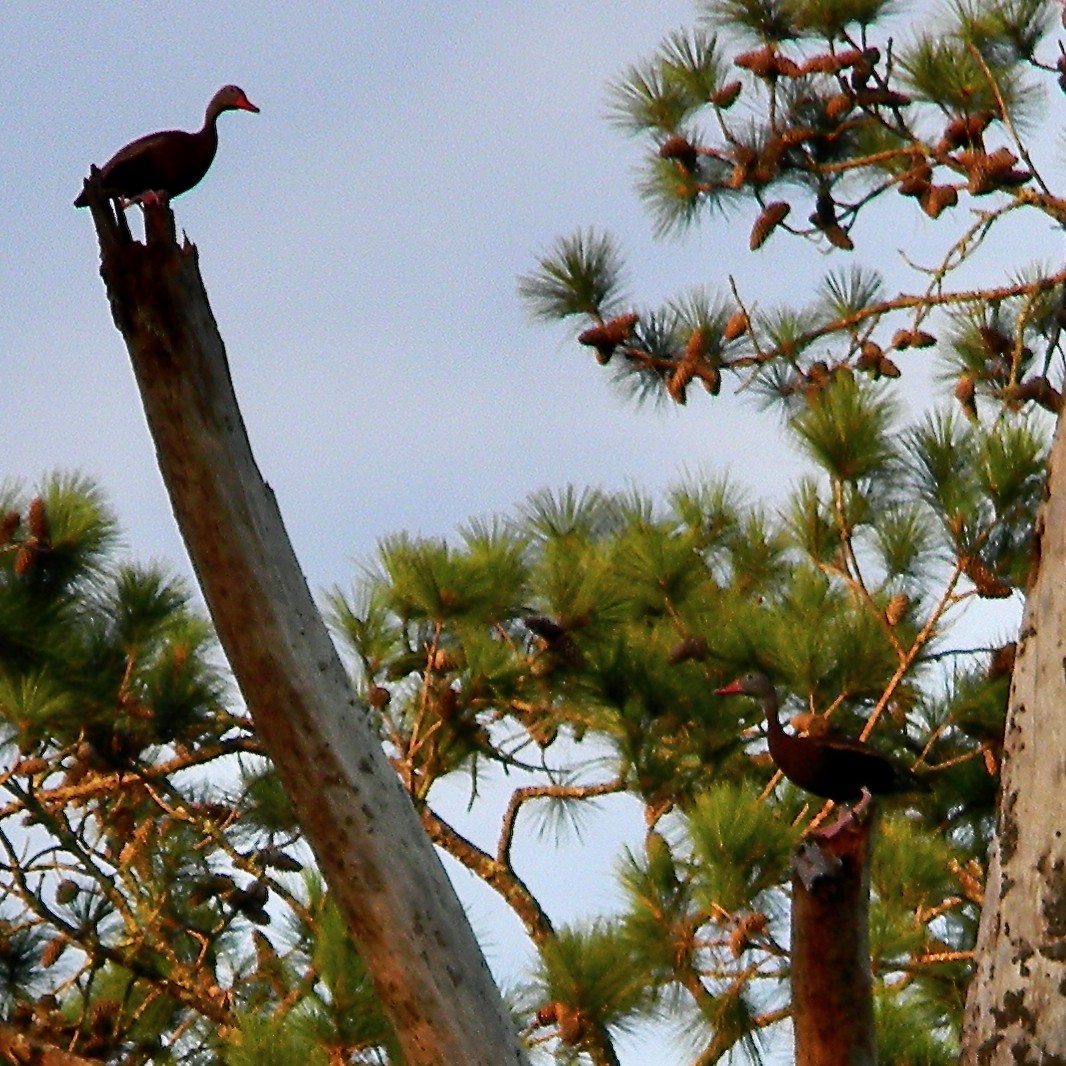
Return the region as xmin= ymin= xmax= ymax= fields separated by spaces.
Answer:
xmin=715 ymin=671 xmax=928 ymax=833
xmin=74 ymin=85 xmax=259 ymax=209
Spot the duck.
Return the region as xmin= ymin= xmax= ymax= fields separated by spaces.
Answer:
xmin=715 ymin=671 xmax=927 ymax=827
xmin=75 ymin=85 xmax=258 ymax=208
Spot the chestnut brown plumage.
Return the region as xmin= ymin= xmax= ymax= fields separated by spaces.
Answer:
xmin=715 ymin=672 xmax=927 ymax=804
xmin=74 ymin=85 xmax=259 ymax=208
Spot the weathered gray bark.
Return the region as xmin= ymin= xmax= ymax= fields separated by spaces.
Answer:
xmin=962 ymin=404 xmax=1066 ymax=1064
xmin=791 ymin=820 xmax=876 ymax=1066
xmin=81 ymin=183 xmax=528 ymax=1066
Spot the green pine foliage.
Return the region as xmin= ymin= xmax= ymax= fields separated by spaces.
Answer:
xmin=508 ymin=0 xmax=1066 ymax=1057
xmin=0 ymin=475 xmax=403 ymax=1064
xmin=320 ymin=384 xmax=1038 ymax=1058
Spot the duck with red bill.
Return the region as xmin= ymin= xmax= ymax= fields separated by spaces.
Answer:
xmin=75 ymin=85 xmax=259 ymax=208
xmin=715 ymin=672 xmax=928 ymax=834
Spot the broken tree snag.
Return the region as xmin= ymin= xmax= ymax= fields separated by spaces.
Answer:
xmin=80 ymin=176 xmax=528 ymax=1066
xmin=961 ymin=377 xmax=1066 ymax=1063
xmin=791 ymin=818 xmax=876 ymax=1066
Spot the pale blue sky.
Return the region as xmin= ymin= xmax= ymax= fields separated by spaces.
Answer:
xmin=6 ymin=1 xmax=804 ymax=597
xmin=3 ymin=4 xmax=1047 ymax=1063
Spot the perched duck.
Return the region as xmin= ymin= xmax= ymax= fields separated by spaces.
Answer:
xmin=75 ymin=85 xmax=258 ymax=208
xmin=715 ymin=671 xmax=927 ymax=820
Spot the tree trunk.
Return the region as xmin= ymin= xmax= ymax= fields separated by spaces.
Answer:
xmin=791 ymin=819 xmax=876 ymax=1066
xmin=80 ymin=184 xmax=527 ymax=1066
xmin=962 ymin=404 xmax=1066 ymax=1063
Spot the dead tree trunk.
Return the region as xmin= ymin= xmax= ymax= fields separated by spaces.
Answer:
xmin=791 ymin=819 xmax=876 ymax=1066
xmin=961 ymin=400 xmax=1066 ymax=1063
xmin=80 ymin=182 xmax=528 ymax=1066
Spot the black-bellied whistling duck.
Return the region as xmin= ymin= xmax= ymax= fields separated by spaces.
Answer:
xmin=715 ymin=672 xmax=927 ymax=823
xmin=74 ymin=85 xmax=259 ymax=208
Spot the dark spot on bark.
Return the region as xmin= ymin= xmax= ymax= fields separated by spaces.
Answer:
xmin=1007 ymin=703 xmax=1025 ymax=734
xmin=1042 ymin=855 xmax=1066 ymax=938
xmin=991 ymin=989 xmax=1035 ymax=1034
xmin=1041 ymin=941 xmax=1066 ymax=961
xmin=358 ymin=757 xmax=374 ymax=774
xmin=976 ymin=1034 xmax=1002 ymax=1065
xmin=1013 ymin=940 xmax=1033 ymax=977
xmin=1000 ymin=789 xmax=1020 ymax=864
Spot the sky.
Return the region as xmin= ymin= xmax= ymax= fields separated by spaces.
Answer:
xmin=6 ymin=0 xmax=809 ymax=596
xmin=2 ymin=3 xmax=1050 ymax=1064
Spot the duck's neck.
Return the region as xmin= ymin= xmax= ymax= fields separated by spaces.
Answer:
xmin=201 ymin=101 xmax=226 ymax=136
xmin=760 ymin=691 xmax=784 ymax=737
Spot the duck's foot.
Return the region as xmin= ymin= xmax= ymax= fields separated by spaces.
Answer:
xmin=117 ymin=190 xmax=168 ymax=209
xmin=815 ymin=787 xmax=873 ymax=840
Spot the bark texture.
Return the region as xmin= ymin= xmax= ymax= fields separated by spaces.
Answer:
xmin=791 ymin=819 xmax=876 ymax=1066
xmin=962 ymin=404 xmax=1066 ymax=1065
xmin=81 ymin=182 xmax=527 ymax=1066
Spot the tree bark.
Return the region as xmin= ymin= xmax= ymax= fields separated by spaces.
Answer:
xmin=80 ymin=183 xmax=528 ymax=1066
xmin=791 ymin=819 xmax=876 ymax=1066
xmin=962 ymin=405 xmax=1066 ymax=1063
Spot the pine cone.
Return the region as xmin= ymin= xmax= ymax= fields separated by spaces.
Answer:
xmin=891 ymin=328 xmax=936 ymax=349
xmin=723 ymin=309 xmax=749 ymax=341
xmin=821 ymin=222 xmax=854 ymax=250
xmin=659 ymin=134 xmax=699 ymax=173
xmin=962 ymin=557 xmax=1013 ymax=599
xmin=734 ymin=45 xmax=779 ymax=78
xmin=855 ymin=87 xmax=911 ymax=108
xmin=0 ymin=511 xmax=19 ymax=545
xmin=897 ymin=162 xmax=933 ymax=198
xmin=939 ymin=110 xmax=995 ymax=151
xmin=749 ymin=201 xmax=790 ymax=249
xmin=1016 ymin=376 xmax=1063 ymax=413
xmin=825 ymin=92 xmax=856 ymax=120
xmin=711 ymin=80 xmax=742 ymax=108
xmin=802 ymin=51 xmax=858 ymax=75
xmin=809 ymin=192 xmax=853 ymax=249
xmin=856 ymin=340 xmax=883 ymax=372
xmin=578 ymin=312 xmax=639 ymax=365
xmin=666 ymin=363 xmax=694 ymax=404
xmin=877 ymin=355 xmax=901 ymax=378
xmin=954 ymin=373 xmax=978 ymax=420
xmin=27 ymin=497 xmax=49 ymax=541
xmin=978 ymin=325 xmax=1011 ymax=357
xmin=920 ymin=184 xmax=958 ymax=218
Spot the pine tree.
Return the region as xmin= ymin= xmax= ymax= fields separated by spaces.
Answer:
xmin=0 ymin=476 xmax=413 ymax=1063
xmin=515 ymin=1 xmax=1066 ymax=1060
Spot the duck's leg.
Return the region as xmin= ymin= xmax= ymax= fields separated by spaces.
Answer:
xmin=816 ymin=787 xmax=873 ymax=839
